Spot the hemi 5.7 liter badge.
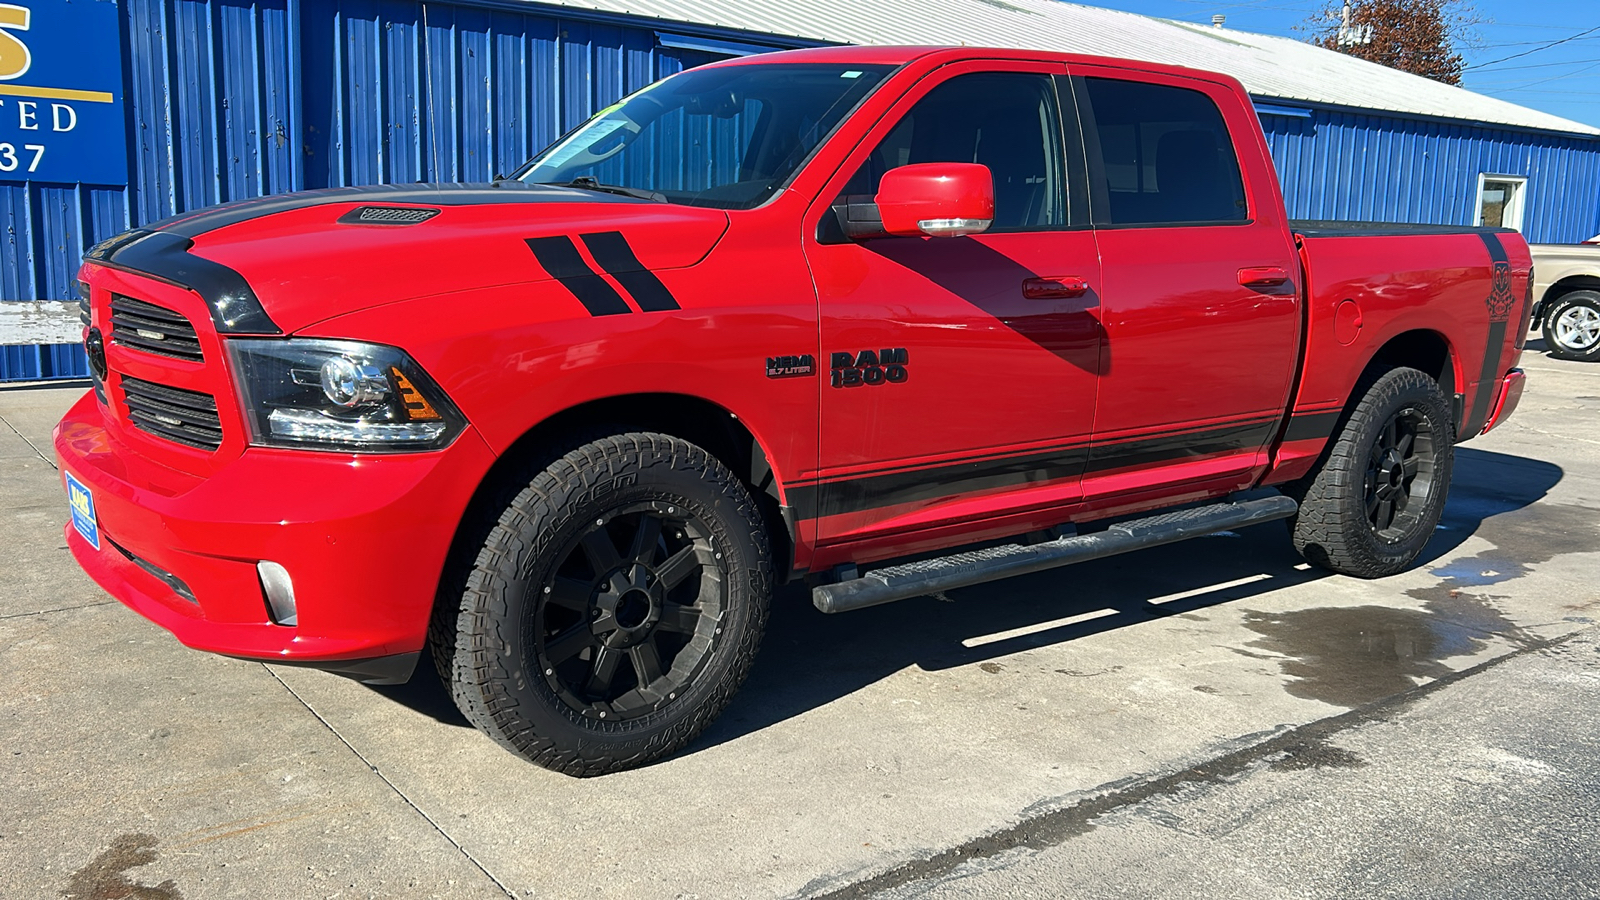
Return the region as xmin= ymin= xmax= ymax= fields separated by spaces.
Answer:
xmin=766 ymin=354 xmax=816 ymax=378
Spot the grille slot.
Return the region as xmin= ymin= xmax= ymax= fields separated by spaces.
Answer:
xmin=77 ymin=280 xmax=91 ymax=327
xmin=110 ymin=295 xmax=204 ymax=362
xmin=121 ymin=376 xmax=223 ymax=451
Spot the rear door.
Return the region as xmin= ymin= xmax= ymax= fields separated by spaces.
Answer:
xmin=801 ymin=61 xmax=1103 ymax=546
xmin=1069 ymin=67 xmax=1302 ymax=504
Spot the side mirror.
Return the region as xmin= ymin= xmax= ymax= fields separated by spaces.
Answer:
xmin=876 ymin=163 xmax=995 ymax=238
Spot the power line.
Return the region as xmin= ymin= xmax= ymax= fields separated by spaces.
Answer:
xmin=1467 ymin=24 xmax=1600 ymax=70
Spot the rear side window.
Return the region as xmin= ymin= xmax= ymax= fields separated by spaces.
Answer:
xmin=1081 ymin=77 xmax=1248 ymax=226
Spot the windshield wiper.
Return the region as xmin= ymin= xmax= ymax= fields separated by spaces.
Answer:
xmin=558 ymin=177 xmax=667 ymax=203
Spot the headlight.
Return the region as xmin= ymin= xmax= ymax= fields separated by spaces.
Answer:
xmin=227 ymin=339 xmax=466 ymax=452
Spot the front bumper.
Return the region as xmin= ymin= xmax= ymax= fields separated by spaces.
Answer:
xmin=53 ymin=391 xmax=496 ymax=681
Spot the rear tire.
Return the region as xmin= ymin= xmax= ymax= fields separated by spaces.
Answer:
xmin=1542 ymin=290 xmax=1600 ymax=362
xmin=435 ymin=432 xmax=771 ymax=776
xmin=1290 ymin=367 xmax=1453 ymax=578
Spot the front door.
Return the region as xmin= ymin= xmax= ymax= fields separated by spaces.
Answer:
xmin=802 ymin=63 xmax=1103 ymax=548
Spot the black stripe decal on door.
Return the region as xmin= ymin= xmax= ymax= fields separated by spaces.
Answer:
xmin=1465 ymin=233 xmax=1514 ymax=438
xmin=525 ymin=235 xmax=632 ymax=317
xmin=1084 ymin=420 xmax=1277 ymax=474
xmin=581 ymin=231 xmax=681 ymax=312
xmin=793 ymin=417 xmax=1280 ymax=521
xmin=1282 ymin=410 xmax=1342 ymax=443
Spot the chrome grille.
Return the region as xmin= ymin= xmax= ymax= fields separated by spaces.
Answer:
xmin=121 ymin=376 xmax=223 ymax=450
xmin=110 ymin=295 xmax=204 ymax=362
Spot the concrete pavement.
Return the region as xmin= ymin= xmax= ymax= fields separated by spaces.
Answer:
xmin=3 ymin=346 xmax=1597 ymax=899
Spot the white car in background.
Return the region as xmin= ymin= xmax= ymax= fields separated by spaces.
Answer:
xmin=1530 ymin=236 xmax=1600 ymax=362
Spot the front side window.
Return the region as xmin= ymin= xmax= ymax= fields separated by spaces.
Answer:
xmin=842 ymin=72 xmax=1069 ymax=230
xmin=1082 ymin=77 xmax=1248 ymax=226
xmin=518 ymin=63 xmax=891 ymax=210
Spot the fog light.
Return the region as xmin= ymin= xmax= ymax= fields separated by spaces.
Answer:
xmin=258 ymin=560 xmax=298 ymax=625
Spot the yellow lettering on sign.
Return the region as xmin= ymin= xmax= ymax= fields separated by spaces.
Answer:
xmin=70 ymin=485 xmax=91 ymax=518
xmin=0 ymin=4 xmax=30 ymax=82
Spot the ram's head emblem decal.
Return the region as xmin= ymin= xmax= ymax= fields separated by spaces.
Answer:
xmin=1486 ymin=261 xmax=1516 ymax=322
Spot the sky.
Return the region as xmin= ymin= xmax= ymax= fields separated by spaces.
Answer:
xmin=1083 ymin=0 xmax=1600 ymax=128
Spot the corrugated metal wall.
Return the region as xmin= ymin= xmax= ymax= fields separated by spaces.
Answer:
xmin=0 ymin=0 xmax=758 ymax=380
xmin=4 ymin=0 xmax=1600 ymax=381
xmin=1261 ymin=108 xmax=1600 ymax=244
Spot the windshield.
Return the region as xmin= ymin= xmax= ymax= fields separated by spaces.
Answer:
xmin=518 ymin=63 xmax=893 ymax=209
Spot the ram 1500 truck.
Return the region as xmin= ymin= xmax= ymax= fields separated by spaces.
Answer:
xmin=57 ymin=46 xmax=1530 ymax=776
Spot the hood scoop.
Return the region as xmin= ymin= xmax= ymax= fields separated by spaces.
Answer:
xmin=338 ymin=206 xmax=441 ymax=226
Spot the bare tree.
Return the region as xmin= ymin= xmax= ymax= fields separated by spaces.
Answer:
xmin=1305 ymin=1 xmax=1479 ymax=85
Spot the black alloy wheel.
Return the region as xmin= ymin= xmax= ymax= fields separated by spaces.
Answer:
xmin=1290 ymin=366 xmax=1453 ymax=578
xmin=1362 ymin=406 xmax=1437 ymax=541
xmin=435 ymin=432 xmax=771 ymax=776
xmin=535 ymin=502 xmax=725 ymax=722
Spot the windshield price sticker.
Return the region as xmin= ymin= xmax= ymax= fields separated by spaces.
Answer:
xmin=0 ymin=0 xmax=128 ymax=185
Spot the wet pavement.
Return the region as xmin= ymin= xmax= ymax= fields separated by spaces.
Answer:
xmin=3 ymin=346 xmax=1598 ymax=899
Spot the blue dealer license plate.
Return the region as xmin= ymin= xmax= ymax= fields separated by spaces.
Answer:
xmin=66 ymin=471 xmax=100 ymax=550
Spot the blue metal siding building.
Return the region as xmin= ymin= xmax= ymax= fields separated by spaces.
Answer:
xmin=4 ymin=0 xmax=1600 ymax=380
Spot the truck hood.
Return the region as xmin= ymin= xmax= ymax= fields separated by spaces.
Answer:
xmin=87 ymin=183 xmax=730 ymax=335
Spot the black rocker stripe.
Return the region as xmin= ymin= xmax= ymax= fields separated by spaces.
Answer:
xmin=581 ymin=231 xmax=681 ymax=312
xmin=1282 ymin=409 xmax=1342 ymax=443
xmin=525 ymin=235 xmax=632 ymax=317
xmin=1465 ymin=233 xmax=1511 ymax=438
xmin=791 ymin=443 xmax=1092 ymax=521
xmin=791 ymin=417 xmax=1280 ymax=520
xmin=1084 ymin=419 xmax=1276 ymax=474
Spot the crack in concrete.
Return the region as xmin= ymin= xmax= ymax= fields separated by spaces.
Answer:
xmin=800 ymin=626 xmax=1593 ymax=900
xmin=0 ymin=411 xmax=57 ymax=469
xmin=0 ymin=600 xmax=116 ymax=620
xmin=263 ymin=667 xmax=518 ymax=899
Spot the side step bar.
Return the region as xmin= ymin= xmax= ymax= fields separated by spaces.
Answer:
xmin=811 ymin=494 xmax=1299 ymax=614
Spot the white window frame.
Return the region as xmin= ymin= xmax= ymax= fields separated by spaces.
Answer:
xmin=1475 ymin=173 xmax=1528 ymax=231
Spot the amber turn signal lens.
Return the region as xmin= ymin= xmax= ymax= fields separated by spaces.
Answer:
xmin=390 ymin=367 xmax=442 ymax=420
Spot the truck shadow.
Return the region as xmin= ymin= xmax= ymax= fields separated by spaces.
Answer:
xmin=368 ymin=447 xmax=1564 ymax=743
xmin=693 ymin=446 xmax=1564 ymax=753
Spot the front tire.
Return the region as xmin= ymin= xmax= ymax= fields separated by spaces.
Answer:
xmin=1542 ymin=290 xmax=1600 ymax=362
xmin=436 ymin=433 xmax=772 ymax=776
xmin=1290 ymin=367 xmax=1453 ymax=578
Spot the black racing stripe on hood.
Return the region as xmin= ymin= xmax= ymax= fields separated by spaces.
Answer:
xmin=84 ymin=230 xmax=280 ymax=335
xmin=151 ymin=182 xmax=641 ymax=239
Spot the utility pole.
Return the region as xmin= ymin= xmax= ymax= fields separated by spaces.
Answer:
xmin=1336 ymin=2 xmax=1375 ymax=47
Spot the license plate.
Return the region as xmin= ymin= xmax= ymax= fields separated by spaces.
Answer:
xmin=65 ymin=471 xmax=100 ymax=550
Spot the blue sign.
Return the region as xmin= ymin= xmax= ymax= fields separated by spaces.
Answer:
xmin=0 ymin=0 xmax=127 ymax=185
xmin=65 ymin=469 xmax=100 ymax=550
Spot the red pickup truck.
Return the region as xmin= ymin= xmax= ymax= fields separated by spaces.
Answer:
xmin=57 ymin=46 xmax=1530 ymax=775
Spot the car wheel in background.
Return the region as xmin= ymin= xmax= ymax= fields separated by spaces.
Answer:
xmin=1542 ymin=290 xmax=1600 ymax=363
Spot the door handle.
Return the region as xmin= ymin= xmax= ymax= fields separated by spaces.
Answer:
xmin=1238 ymin=266 xmax=1290 ymax=287
xmin=1023 ymin=276 xmax=1090 ymax=299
